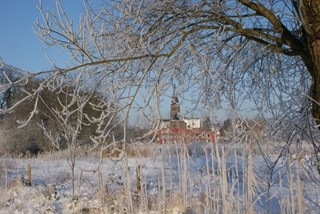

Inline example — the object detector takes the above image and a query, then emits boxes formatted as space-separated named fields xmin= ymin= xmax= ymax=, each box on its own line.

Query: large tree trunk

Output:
xmin=310 ymin=38 xmax=320 ymax=127
xmin=300 ymin=0 xmax=320 ymax=173
xmin=310 ymin=42 xmax=320 ymax=174
xmin=300 ymin=0 xmax=320 ymax=124
xmin=311 ymin=81 xmax=320 ymax=174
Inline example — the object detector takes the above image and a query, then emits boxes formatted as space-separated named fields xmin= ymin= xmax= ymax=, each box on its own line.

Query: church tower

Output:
xmin=170 ymin=85 xmax=180 ymax=120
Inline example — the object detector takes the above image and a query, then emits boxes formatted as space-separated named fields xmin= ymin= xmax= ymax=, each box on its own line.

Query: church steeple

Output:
xmin=172 ymin=85 xmax=179 ymax=104
xmin=170 ymin=85 xmax=180 ymax=120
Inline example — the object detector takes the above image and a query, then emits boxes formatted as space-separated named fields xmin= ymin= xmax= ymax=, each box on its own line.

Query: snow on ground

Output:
xmin=0 ymin=143 xmax=320 ymax=213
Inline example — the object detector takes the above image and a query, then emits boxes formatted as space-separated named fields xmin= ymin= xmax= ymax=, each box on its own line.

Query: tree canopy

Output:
xmin=32 ymin=0 xmax=319 ymax=117
xmin=2 ymin=0 xmax=318 ymax=167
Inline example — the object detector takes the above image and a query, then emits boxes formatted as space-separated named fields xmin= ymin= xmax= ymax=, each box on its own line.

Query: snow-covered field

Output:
xmin=0 ymin=143 xmax=319 ymax=213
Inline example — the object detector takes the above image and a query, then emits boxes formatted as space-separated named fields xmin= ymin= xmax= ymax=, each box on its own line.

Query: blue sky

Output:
xmin=0 ymin=0 xmax=83 ymax=72
xmin=0 ymin=1 xmax=180 ymax=121
xmin=0 ymin=0 xmax=232 ymax=122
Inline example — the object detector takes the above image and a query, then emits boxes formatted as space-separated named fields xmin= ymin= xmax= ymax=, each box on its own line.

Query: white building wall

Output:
xmin=160 ymin=120 xmax=170 ymax=129
xmin=184 ymin=118 xmax=201 ymax=129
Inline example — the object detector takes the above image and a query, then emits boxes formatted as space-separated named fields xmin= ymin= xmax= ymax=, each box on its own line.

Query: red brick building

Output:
xmin=157 ymin=87 xmax=215 ymax=144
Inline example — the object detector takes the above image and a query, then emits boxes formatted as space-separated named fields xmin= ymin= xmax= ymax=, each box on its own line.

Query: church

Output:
xmin=157 ymin=87 xmax=215 ymax=144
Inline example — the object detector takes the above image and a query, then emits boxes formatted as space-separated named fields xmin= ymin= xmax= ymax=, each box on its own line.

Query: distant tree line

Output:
xmin=0 ymin=77 xmax=124 ymax=156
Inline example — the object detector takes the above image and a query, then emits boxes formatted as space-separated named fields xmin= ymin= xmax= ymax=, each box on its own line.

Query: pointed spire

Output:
xmin=170 ymin=84 xmax=180 ymax=120
xmin=172 ymin=84 xmax=179 ymax=104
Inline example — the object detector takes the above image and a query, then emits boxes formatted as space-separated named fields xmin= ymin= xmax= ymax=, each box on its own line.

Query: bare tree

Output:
xmin=0 ymin=2 xmax=319 ymax=211
xmin=6 ymin=0 xmax=315 ymax=173
xmin=0 ymin=59 xmax=29 ymax=110
xmin=35 ymin=72 xmax=121 ymax=195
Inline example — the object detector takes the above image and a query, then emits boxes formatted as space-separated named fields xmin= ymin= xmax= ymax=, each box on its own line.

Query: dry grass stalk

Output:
xmin=136 ymin=164 xmax=141 ymax=192
xmin=27 ymin=163 xmax=32 ymax=186
xmin=203 ymin=147 xmax=211 ymax=210
xmin=287 ymin=156 xmax=295 ymax=214
xmin=235 ymin=150 xmax=241 ymax=214
xmin=246 ymin=149 xmax=255 ymax=214
xmin=296 ymin=161 xmax=305 ymax=214
xmin=123 ymin=153 xmax=134 ymax=213
xmin=220 ymin=146 xmax=231 ymax=213
xmin=160 ymin=147 xmax=166 ymax=213
xmin=214 ymin=143 xmax=222 ymax=213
